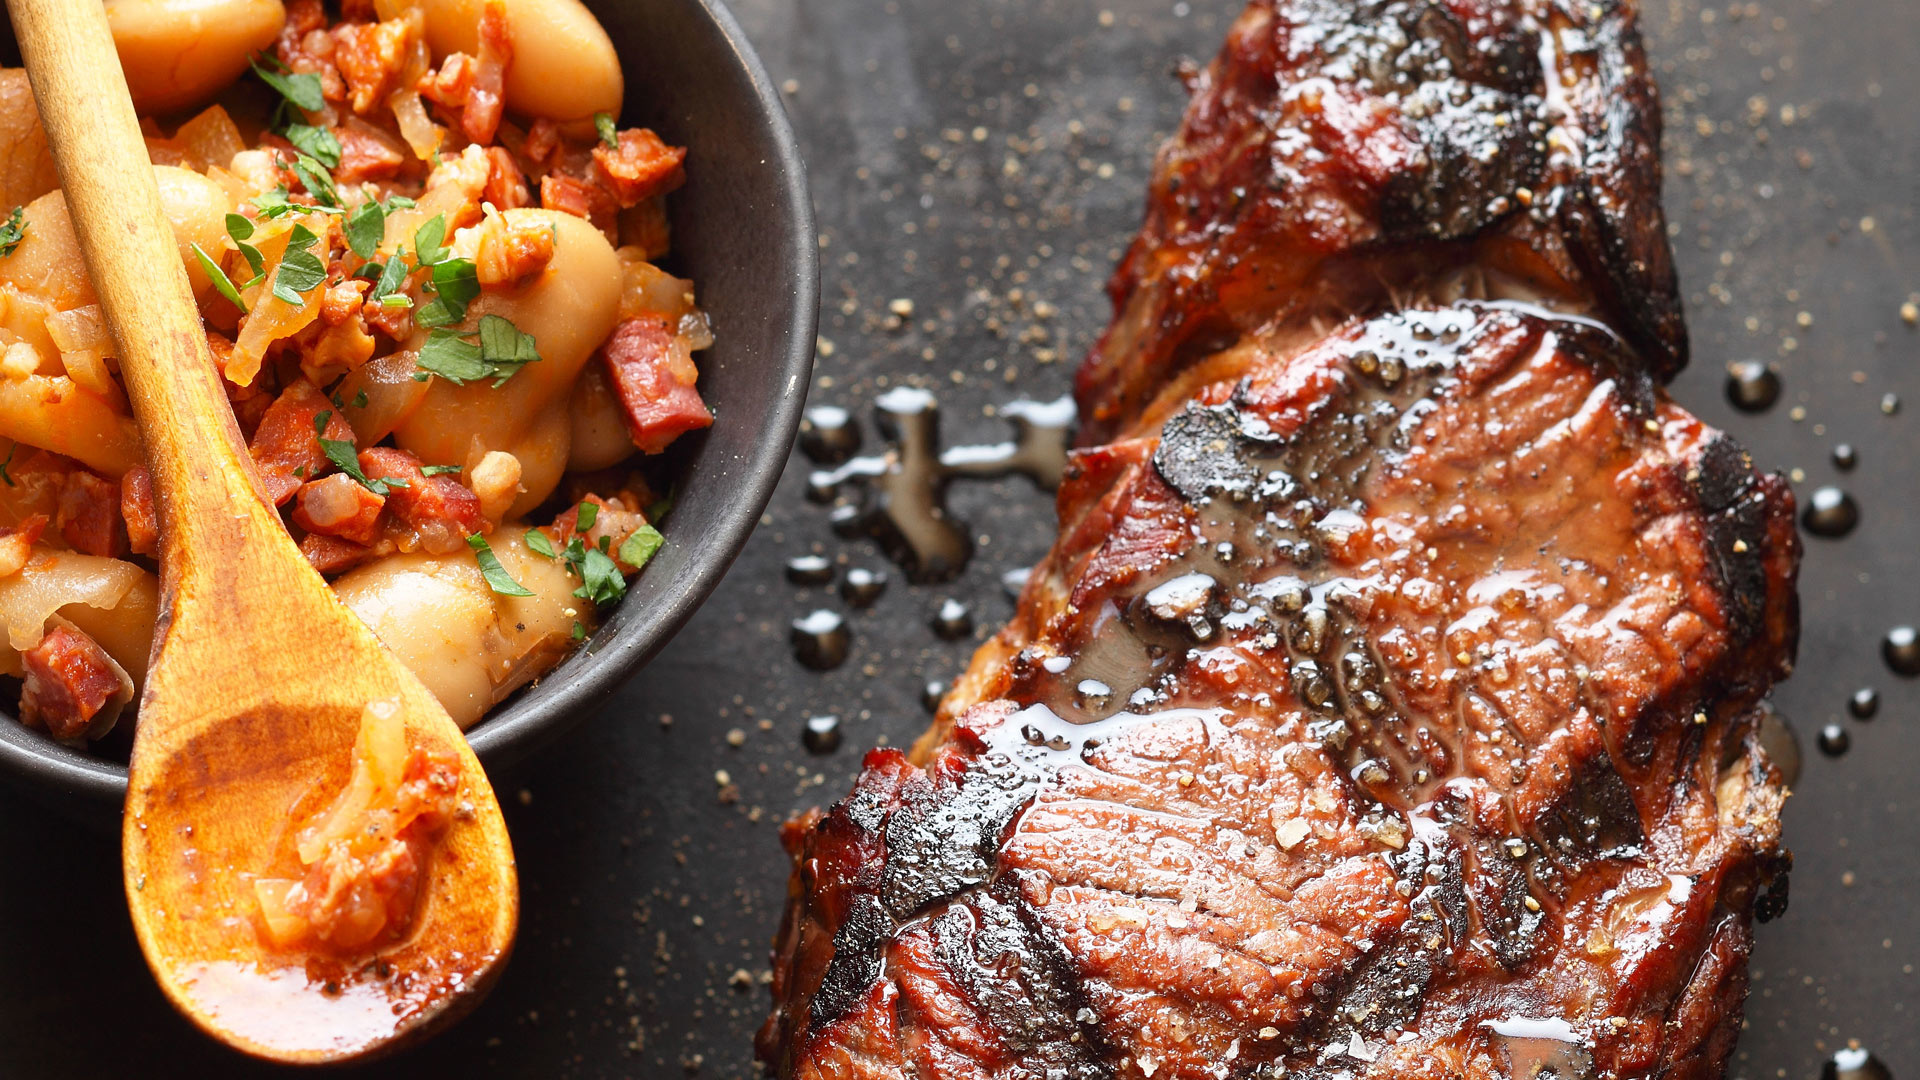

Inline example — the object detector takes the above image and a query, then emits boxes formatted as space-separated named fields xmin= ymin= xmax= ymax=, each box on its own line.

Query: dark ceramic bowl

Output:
xmin=0 ymin=0 xmax=816 ymax=819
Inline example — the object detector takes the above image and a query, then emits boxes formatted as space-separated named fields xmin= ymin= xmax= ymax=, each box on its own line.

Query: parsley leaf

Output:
xmin=414 ymin=257 xmax=479 ymax=327
xmin=0 ymin=206 xmax=28 ymax=257
xmin=479 ymin=313 xmax=540 ymax=367
xmin=594 ymin=112 xmax=618 ymax=149
xmin=524 ymin=528 xmax=557 ymax=559
xmin=570 ymin=620 xmax=586 ymax=641
xmin=191 ymin=242 xmax=248 ymax=313
xmin=645 ymin=490 xmax=675 ymax=524
xmin=250 ymin=55 xmax=325 ymax=114
xmin=415 ymin=329 xmax=488 ymax=383
xmin=288 ymin=153 xmax=339 ymax=208
xmin=368 ymin=245 xmax=410 ymax=304
xmin=575 ymin=501 xmax=599 ymax=533
xmin=572 ymin=546 xmax=626 ymax=606
xmin=272 ymin=240 xmax=327 ymax=307
xmin=225 ymin=213 xmax=255 ymax=241
xmin=284 ymin=123 xmax=342 ymax=169
xmin=413 ymin=215 xmax=449 ymax=266
xmin=344 ymin=200 xmax=385 ymax=260
xmin=420 ymin=463 xmax=462 ymax=476
xmin=467 ymin=534 xmax=536 ymax=597
xmin=618 ymin=524 xmax=664 ymax=570
xmin=413 ymin=316 xmax=542 ymax=386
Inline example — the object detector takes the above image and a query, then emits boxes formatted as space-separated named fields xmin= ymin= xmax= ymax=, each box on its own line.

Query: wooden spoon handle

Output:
xmin=9 ymin=0 xmax=266 ymax=543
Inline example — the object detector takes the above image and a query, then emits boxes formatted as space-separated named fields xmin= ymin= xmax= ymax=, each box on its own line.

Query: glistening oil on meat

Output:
xmin=760 ymin=1 xmax=1800 ymax=1078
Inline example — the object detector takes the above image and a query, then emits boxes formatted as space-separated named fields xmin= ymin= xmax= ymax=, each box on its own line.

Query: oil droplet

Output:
xmin=1832 ymin=443 xmax=1858 ymax=471
xmin=921 ymin=680 xmax=947 ymax=713
xmin=785 ymin=554 xmax=834 ymax=586
xmin=840 ymin=567 xmax=888 ymax=608
xmin=799 ymin=405 xmax=860 ymax=464
xmin=1724 ymin=360 xmax=1780 ymax=412
xmin=802 ymin=714 xmax=843 ymax=754
xmin=1848 ymin=687 xmax=1879 ymax=720
xmin=1823 ymin=1047 xmax=1893 ymax=1080
xmin=791 ymin=609 xmax=850 ymax=670
xmin=932 ymin=598 xmax=973 ymax=640
xmin=1818 ymin=724 xmax=1850 ymax=757
xmin=1883 ymin=626 xmax=1920 ymax=677
xmin=1801 ymin=487 xmax=1858 ymax=538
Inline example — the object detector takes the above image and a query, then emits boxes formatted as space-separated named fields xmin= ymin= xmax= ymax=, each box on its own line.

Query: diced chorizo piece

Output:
xmin=0 ymin=514 xmax=48 ymax=578
xmin=333 ymin=120 xmax=409 ymax=184
xmin=463 ymin=1 xmax=512 ymax=145
xmin=333 ymin=18 xmax=410 ymax=115
xmin=276 ymin=0 xmax=346 ymax=106
xmin=476 ymin=212 xmax=555 ymax=286
xmin=592 ymin=129 xmax=687 ymax=206
xmin=418 ymin=52 xmax=476 ymax=111
xmin=20 ymin=624 xmax=123 ymax=741
xmin=293 ymin=473 xmax=386 ymax=546
xmin=121 ymin=466 xmax=159 ymax=557
xmin=483 ymin=147 xmax=530 ymax=211
xmin=540 ymin=173 xmax=617 ymax=235
xmin=358 ymin=446 xmax=484 ymax=553
xmin=600 ymin=316 xmax=712 ymax=454
xmin=251 ymin=379 xmax=357 ymax=504
xmin=302 ymin=532 xmax=377 ymax=576
xmin=57 ymin=468 xmax=128 ymax=557
xmin=521 ymin=118 xmax=563 ymax=170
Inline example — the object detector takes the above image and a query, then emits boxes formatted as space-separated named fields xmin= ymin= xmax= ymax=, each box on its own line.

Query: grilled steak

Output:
xmin=760 ymin=3 xmax=1798 ymax=1079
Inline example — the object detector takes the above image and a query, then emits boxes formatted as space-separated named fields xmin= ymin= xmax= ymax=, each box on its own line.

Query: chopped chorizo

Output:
xmin=0 ymin=515 xmax=48 ymax=578
xmin=358 ymin=446 xmax=484 ymax=553
xmin=599 ymin=316 xmax=712 ymax=454
xmin=592 ymin=129 xmax=687 ymax=206
xmin=301 ymin=532 xmax=377 ymax=576
xmin=293 ymin=473 xmax=386 ymax=546
xmin=463 ymin=1 xmax=511 ymax=145
xmin=476 ymin=212 xmax=555 ymax=286
xmin=20 ymin=624 xmax=123 ymax=742
xmin=275 ymin=0 xmax=346 ymax=106
xmin=332 ymin=18 xmax=410 ymax=115
xmin=483 ymin=147 xmax=530 ymax=210
xmin=251 ymin=379 xmax=357 ymax=505
xmin=56 ymin=468 xmax=128 ymax=557
xmin=121 ymin=467 xmax=159 ymax=557
xmin=333 ymin=119 xmax=409 ymax=184
xmin=540 ymin=173 xmax=617 ymax=235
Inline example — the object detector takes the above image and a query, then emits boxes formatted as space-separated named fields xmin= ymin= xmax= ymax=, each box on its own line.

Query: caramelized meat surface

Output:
xmin=761 ymin=3 xmax=1797 ymax=1079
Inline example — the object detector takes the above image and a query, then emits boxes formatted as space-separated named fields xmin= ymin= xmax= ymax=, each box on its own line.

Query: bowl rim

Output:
xmin=0 ymin=0 xmax=818 ymax=810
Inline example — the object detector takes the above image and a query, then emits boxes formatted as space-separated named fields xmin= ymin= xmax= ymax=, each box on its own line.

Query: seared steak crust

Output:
xmin=1074 ymin=0 xmax=1685 ymax=445
xmin=761 ymin=3 xmax=1795 ymax=1079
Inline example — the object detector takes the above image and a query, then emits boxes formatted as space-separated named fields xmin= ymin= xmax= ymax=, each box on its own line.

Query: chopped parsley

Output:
xmin=594 ymin=112 xmax=618 ymax=149
xmin=570 ymin=621 xmax=586 ymax=641
xmin=310 ymin=411 xmax=405 ymax=496
xmin=251 ymin=54 xmax=325 ymax=114
xmin=271 ymin=223 xmax=328 ymax=306
xmin=575 ymin=501 xmax=599 ymax=533
xmin=283 ymin=123 xmax=341 ymax=169
xmin=344 ymin=200 xmax=386 ymax=260
xmin=420 ymin=463 xmax=462 ymax=476
xmin=415 ymin=258 xmax=479 ymax=327
xmin=414 ymin=315 xmax=541 ymax=386
xmin=467 ymin=534 xmax=535 ymax=597
xmin=367 ymin=246 xmax=410 ymax=305
xmin=224 ymin=213 xmax=266 ymax=282
xmin=524 ymin=528 xmax=557 ymax=559
xmin=0 ymin=207 xmax=25 ymax=257
xmin=288 ymin=153 xmax=340 ymax=208
xmin=618 ymin=524 xmax=664 ymax=570
xmin=572 ymin=546 xmax=625 ymax=606
xmin=191 ymin=242 xmax=248 ymax=313
xmin=413 ymin=215 xmax=450 ymax=266
xmin=0 ymin=443 xmax=15 ymax=486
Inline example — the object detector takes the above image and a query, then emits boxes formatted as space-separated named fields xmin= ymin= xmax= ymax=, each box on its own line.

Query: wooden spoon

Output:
xmin=9 ymin=0 xmax=518 ymax=1062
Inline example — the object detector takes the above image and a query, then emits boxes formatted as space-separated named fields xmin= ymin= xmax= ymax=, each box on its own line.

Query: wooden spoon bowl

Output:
xmin=8 ymin=0 xmax=516 ymax=1061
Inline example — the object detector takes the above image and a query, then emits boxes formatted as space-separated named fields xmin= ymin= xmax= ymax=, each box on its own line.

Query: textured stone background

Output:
xmin=2 ymin=0 xmax=1916 ymax=1076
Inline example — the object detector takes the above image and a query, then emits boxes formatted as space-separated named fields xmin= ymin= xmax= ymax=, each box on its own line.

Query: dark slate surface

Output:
xmin=2 ymin=0 xmax=1916 ymax=1076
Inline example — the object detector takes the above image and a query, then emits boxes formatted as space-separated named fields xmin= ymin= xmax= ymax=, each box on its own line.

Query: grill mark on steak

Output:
xmin=761 ymin=1 xmax=1795 ymax=1077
